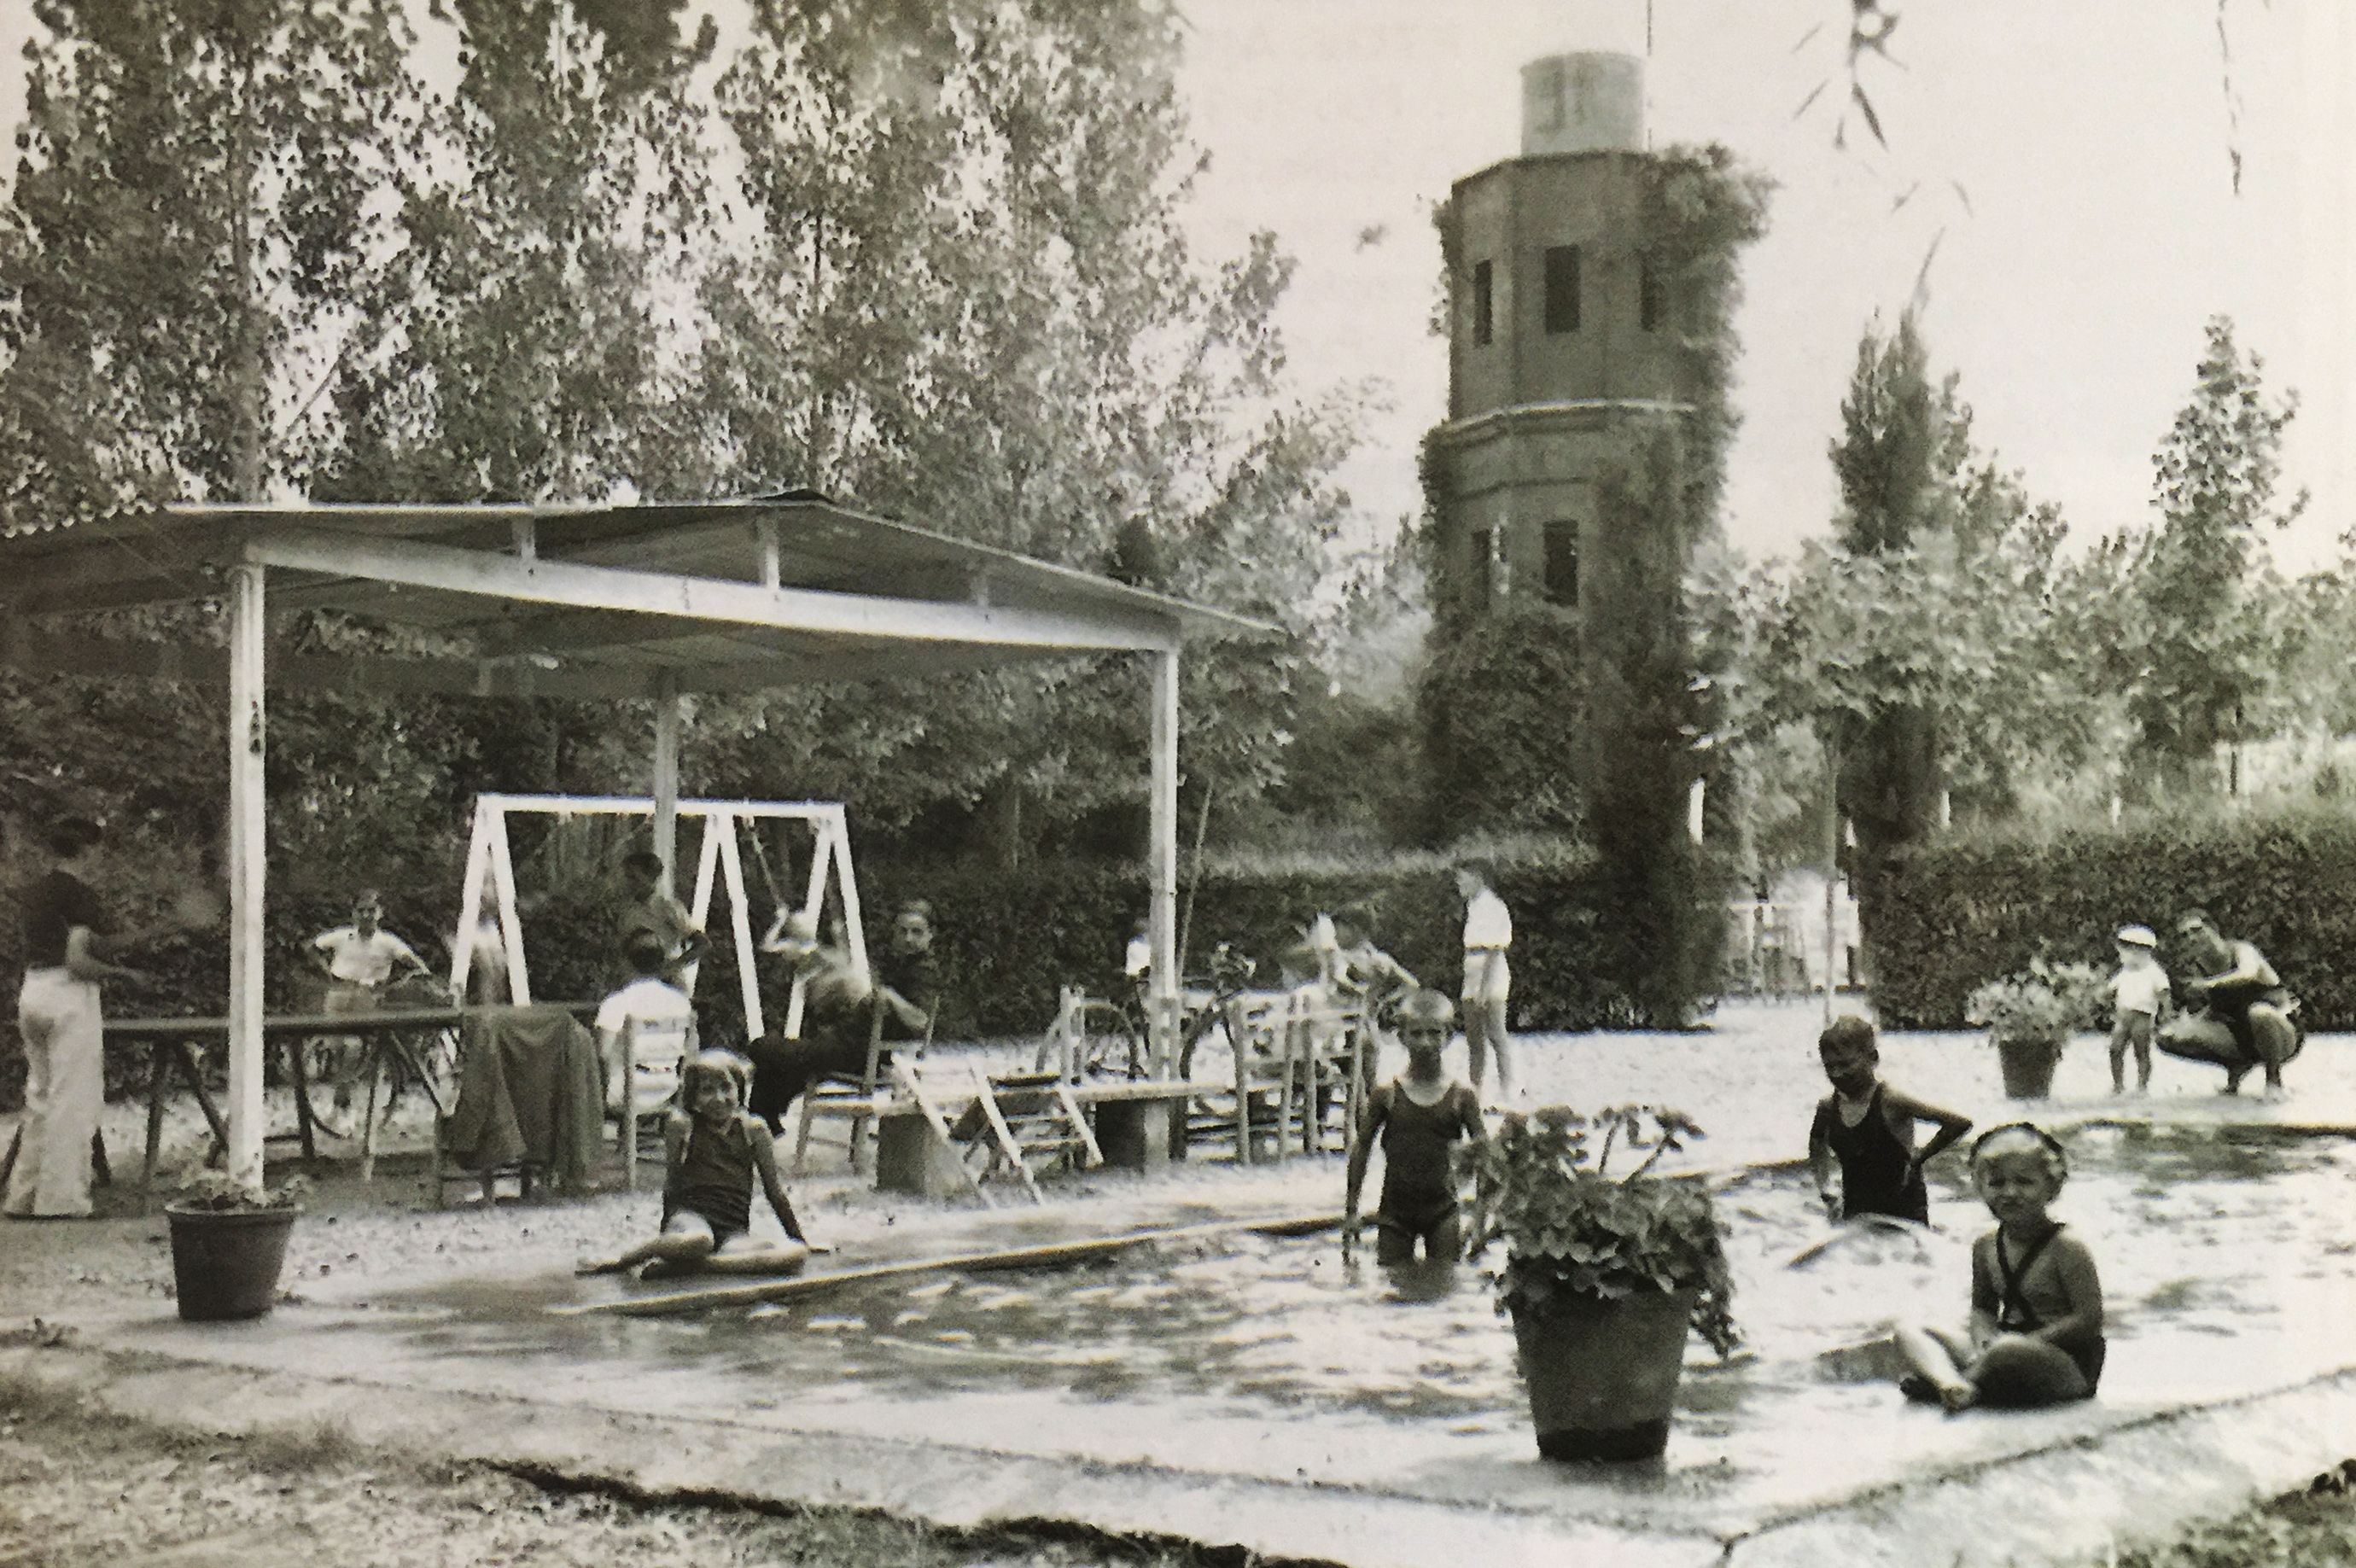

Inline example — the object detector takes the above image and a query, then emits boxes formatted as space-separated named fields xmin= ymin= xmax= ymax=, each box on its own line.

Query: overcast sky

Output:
xmin=0 ymin=2 xmax=2342 ymax=574
xmin=1173 ymin=0 xmax=2351 ymax=572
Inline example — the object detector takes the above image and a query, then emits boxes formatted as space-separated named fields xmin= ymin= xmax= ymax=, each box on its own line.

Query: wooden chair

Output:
xmin=792 ymin=994 xmax=907 ymax=1176
xmin=430 ymin=1004 xmax=604 ymax=1210
xmin=612 ymin=1009 xmax=696 ymax=1192
xmin=1183 ymin=990 xmax=1309 ymax=1164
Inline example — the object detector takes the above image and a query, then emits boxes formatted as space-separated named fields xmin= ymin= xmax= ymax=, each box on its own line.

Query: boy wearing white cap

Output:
xmin=2108 ymin=926 xmax=2166 ymax=1094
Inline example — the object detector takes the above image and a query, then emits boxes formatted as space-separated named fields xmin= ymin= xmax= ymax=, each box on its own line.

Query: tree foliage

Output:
xmin=2117 ymin=315 xmax=2305 ymax=786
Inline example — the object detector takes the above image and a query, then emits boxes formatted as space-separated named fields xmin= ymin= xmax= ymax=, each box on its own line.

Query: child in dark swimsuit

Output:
xmin=1344 ymin=989 xmax=1485 ymax=1265
xmin=1808 ymin=1017 xmax=1974 ymax=1225
xmin=578 ymin=1052 xmax=813 ymax=1279
xmin=1896 ymin=1123 xmax=2106 ymax=1411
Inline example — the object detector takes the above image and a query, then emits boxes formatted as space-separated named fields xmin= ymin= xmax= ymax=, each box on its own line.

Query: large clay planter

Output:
xmin=1994 ymin=1034 xmax=2062 ymax=1099
xmin=1511 ymin=1285 xmax=1698 ymax=1461
xmin=165 ymin=1204 xmax=299 ymax=1322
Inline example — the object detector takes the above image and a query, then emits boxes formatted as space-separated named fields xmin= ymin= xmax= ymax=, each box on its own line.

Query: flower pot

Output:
xmin=1995 ymin=1035 xmax=2062 ymax=1099
xmin=165 ymin=1203 xmax=300 ymax=1322
xmin=1511 ymin=1285 xmax=1698 ymax=1461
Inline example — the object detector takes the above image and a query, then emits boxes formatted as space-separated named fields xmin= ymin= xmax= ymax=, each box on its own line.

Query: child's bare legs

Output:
xmin=577 ymin=1210 xmax=716 ymax=1276
xmin=702 ymin=1231 xmax=811 ymax=1276
xmin=1895 ymin=1323 xmax=1980 ymax=1411
xmin=2110 ymin=1013 xmax=2154 ymax=1093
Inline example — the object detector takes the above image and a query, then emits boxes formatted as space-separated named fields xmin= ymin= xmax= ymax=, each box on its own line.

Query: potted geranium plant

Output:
xmin=164 ymin=1171 xmax=309 ymax=1322
xmin=1965 ymin=959 xmax=2107 ymax=1099
xmin=1461 ymin=1105 xmax=1739 ymax=1462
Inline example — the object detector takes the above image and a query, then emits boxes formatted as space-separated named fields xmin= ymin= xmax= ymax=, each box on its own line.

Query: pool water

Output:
xmin=382 ymin=1123 xmax=2356 ymax=1441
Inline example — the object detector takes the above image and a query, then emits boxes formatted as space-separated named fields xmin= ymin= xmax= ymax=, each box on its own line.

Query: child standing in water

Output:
xmin=1808 ymin=1016 xmax=1974 ymax=1225
xmin=2107 ymin=924 xmax=2167 ymax=1094
xmin=1897 ymin=1123 xmax=2106 ymax=1410
xmin=579 ymin=1052 xmax=812 ymax=1279
xmin=1344 ymin=989 xmax=1486 ymax=1265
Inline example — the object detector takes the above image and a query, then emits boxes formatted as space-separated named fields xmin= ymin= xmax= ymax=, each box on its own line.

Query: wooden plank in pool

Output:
xmin=551 ymin=1210 xmax=1342 ymax=1319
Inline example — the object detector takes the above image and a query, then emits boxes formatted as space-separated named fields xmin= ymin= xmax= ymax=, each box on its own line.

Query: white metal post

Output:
xmin=1148 ymin=650 xmax=1181 ymax=1074
xmin=225 ymin=563 xmax=268 ymax=1186
xmin=714 ymin=817 xmax=764 ymax=1038
xmin=448 ymin=800 xmax=493 ymax=999
xmin=652 ymin=671 xmax=682 ymax=883
xmin=487 ymin=805 xmax=532 ymax=1005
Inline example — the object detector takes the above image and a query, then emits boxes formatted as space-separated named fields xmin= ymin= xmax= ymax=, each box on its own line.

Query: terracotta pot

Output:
xmin=165 ymin=1204 xmax=299 ymax=1322
xmin=1510 ymin=1285 xmax=1698 ymax=1461
xmin=1994 ymin=1034 xmax=2062 ymax=1099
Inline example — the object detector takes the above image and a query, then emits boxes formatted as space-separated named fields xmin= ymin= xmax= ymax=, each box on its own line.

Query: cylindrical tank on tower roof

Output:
xmin=1520 ymin=52 xmax=1644 ymax=155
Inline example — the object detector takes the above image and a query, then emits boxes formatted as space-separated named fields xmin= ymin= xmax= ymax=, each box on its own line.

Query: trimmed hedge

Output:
xmin=1 ymin=839 xmax=1724 ymax=1112
xmin=1863 ymin=810 xmax=2356 ymax=1029
xmin=866 ymin=843 xmax=1716 ymax=1040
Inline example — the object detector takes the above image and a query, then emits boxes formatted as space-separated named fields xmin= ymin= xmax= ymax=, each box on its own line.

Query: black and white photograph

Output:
xmin=0 ymin=2 xmax=2348 ymax=1564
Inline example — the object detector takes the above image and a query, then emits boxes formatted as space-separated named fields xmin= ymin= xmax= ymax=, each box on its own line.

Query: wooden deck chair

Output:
xmin=613 ymin=1008 xmax=695 ymax=1192
xmin=792 ymin=992 xmax=915 ymax=1175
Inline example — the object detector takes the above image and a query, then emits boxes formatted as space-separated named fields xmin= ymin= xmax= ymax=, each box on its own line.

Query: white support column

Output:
xmin=225 ymin=564 xmax=268 ymax=1186
xmin=651 ymin=671 xmax=682 ymax=884
xmin=1148 ymin=650 xmax=1181 ymax=1074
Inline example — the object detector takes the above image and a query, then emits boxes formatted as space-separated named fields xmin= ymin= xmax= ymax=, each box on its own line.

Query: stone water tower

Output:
xmin=1428 ymin=51 xmax=1698 ymax=621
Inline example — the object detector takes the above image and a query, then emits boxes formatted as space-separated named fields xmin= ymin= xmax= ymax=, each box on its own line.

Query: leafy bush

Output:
xmin=1460 ymin=1105 xmax=1738 ymax=1356
xmin=170 ymin=1170 xmax=310 ymax=1212
xmin=1963 ymin=959 xmax=2108 ymax=1045
xmin=1863 ymin=806 xmax=2356 ymax=1029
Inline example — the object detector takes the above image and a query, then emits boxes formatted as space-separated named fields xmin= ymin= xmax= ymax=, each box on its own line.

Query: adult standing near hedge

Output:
xmin=2169 ymin=910 xmax=2300 ymax=1099
xmin=1455 ymin=860 xmax=1515 ymax=1106
xmin=5 ymin=818 xmax=207 ymax=1220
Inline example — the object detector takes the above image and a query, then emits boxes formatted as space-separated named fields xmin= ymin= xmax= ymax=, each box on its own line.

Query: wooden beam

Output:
xmin=225 ymin=564 xmax=267 ymax=1186
xmin=241 ymin=529 xmax=1183 ymax=654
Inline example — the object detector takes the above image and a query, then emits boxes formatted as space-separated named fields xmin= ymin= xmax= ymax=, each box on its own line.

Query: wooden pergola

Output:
xmin=0 ymin=493 xmax=1272 ymax=1185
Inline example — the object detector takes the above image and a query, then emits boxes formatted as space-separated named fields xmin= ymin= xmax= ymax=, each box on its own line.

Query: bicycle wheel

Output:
xmin=1068 ymin=1000 xmax=1147 ymax=1080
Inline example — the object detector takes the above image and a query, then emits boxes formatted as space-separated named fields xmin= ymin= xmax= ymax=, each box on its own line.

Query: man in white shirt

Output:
xmin=311 ymin=892 xmax=437 ymax=1112
xmin=1455 ymin=861 xmax=1514 ymax=1105
xmin=597 ymin=933 xmax=699 ymax=1116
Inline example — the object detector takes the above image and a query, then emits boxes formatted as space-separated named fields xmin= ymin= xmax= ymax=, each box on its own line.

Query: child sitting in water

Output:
xmin=1897 ymin=1122 xmax=2105 ymax=1411
xmin=1808 ymin=1016 xmax=1974 ymax=1225
xmin=2107 ymin=924 xmax=2167 ymax=1094
xmin=1343 ymin=989 xmax=1486 ymax=1264
xmin=578 ymin=1051 xmax=813 ymax=1280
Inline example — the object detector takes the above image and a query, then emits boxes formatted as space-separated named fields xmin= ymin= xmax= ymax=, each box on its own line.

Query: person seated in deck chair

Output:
xmin=615 ymin=849 xmax=707 ymax=988
xmin=596 ymin=932 xmax=698 ymax=1117
xmin=742 ymin=908 xmax=883 ymax=1132
xmin=876 ymin=900 xmax=940 ymax=1047
xmin=577 ymin=1051 xmax=811 ymax=1279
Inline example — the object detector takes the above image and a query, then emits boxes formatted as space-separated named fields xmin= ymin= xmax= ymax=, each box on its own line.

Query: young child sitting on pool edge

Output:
xmin=1343 ymin=988 xmax=1485 ymax=1265
xmin=1895 ymin=1123 xmax=2106 ymax=1412
xmin=1808 ymin=1016 xmax=1974 ymax=1225
xmin=578 ymin=1051 xmax=814 ymax=1280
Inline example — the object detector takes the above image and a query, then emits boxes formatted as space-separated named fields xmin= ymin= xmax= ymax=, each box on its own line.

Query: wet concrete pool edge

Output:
xmin=20 ymin=1306 xmax=2356 ymax=1568
xmin=0 ymin=1337 xmax=1727 ymax=1568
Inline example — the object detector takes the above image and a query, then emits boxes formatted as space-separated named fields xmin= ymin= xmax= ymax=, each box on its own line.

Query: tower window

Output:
xmin=1640 ymin=255 xmax=1666 ymax=332
xmin=1543 ymin=246 xmax=1580 ymax=334
xmin=1542 ymin=520 xmax=1578 ymax=606
xmin=1472 ymin=260 xmax=1494 ymax=346
xmin=1467 ymin=528 xmax=1493 ymax=611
